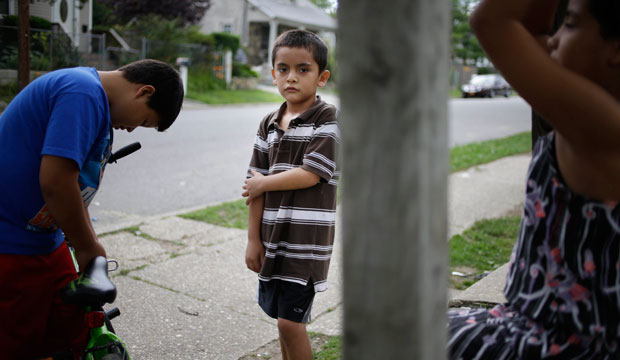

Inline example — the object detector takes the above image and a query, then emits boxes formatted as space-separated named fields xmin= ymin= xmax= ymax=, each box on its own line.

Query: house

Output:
xmin=1 ymin=0 xmax=92 ymax=49
xmin=199 ymin=0 xmax=336 ymax=66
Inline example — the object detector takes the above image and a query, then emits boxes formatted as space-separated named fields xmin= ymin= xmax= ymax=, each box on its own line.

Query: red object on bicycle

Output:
xmin=86 ymin=311 xmax=105 ymax=328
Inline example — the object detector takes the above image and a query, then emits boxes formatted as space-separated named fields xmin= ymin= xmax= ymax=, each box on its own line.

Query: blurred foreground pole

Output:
xmin=338 ymin=0 xmax=450 ymax=359
xmin=18 ymin=0 xmax=30 ymax=91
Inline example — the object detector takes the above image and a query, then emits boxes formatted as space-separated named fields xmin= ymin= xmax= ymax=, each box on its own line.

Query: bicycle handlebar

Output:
xmin=107 ymin=142 xmax=141 ymax=164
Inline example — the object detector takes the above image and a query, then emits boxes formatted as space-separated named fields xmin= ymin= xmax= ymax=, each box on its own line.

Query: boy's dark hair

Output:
xmin=118 ymin=59 xmax=184 ymax=132
xmin=589 ymin=0 xmax=620 ymax=39
xmin=271 ymin=30 xmax=329 ymax=72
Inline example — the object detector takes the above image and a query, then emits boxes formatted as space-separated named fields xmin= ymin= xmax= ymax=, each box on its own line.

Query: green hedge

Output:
xmin=1 ymin=15 xmax=52 ymax=29
xmin=232 ymin=63 xmax=258 ymax=78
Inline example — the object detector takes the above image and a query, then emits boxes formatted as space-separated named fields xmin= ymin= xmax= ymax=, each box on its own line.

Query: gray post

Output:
xmin=17 ymin=0 xmax=30 ymax=91
xmin=267 ymin=20 xmax=277 ymax=66
xmin=338 ymin=0 xmax=450 ymax=359
xmin=225 ymin=49 xmax=233 ymax=88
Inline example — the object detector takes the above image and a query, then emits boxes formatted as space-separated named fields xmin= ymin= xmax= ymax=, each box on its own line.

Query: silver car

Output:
xmin=461 ymin=74 xmax=512 ymax=98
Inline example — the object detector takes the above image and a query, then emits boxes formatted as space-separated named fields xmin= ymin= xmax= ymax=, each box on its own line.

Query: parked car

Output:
xmin=461 ymin=74 xmax=511 ymax=98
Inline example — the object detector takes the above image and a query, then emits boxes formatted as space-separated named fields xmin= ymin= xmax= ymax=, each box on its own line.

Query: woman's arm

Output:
xmin=470 ymin=0 xmax=620 ymax=151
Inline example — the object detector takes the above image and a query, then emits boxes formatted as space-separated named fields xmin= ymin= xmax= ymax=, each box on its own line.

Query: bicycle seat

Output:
xmin=61 ymin=256 xmax=117 ymax=307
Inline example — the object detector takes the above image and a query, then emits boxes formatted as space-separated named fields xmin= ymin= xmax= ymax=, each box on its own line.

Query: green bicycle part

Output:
xmin=83 ymin=319 xmax=131 ymax=360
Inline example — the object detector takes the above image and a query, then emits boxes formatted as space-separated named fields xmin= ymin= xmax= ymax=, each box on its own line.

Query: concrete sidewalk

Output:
xmin=95 ymin=153 xmax=531 ymax=359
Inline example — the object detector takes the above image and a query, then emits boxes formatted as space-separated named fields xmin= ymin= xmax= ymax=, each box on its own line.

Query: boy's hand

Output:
xmin=245 ymin=237 xmax=265 ymax=273
xmin=74 ymin=240 xmax=107 ymax=272
xmin=242 ymin=170 xmax=265 ymax=205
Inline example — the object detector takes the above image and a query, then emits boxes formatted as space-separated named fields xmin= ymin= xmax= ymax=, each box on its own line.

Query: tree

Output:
xmin=309 ymin=0 xmax=337 ymax=16
xmin=18 ymin=0 xmax=29 ymax=90
xmin=309 ymin=0 xmax=333 ymax=10
xmin=98 ymin=0 xmax=211 ymax=25
xmin=451 ymin=0 xmax=484 ymax=66
xmin=339 ymin=0 xmax=450 ymax=358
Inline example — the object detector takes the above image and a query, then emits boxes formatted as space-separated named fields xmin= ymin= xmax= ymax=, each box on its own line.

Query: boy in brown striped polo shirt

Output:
xmin=242 ymin=29 xmax=339 ymax=359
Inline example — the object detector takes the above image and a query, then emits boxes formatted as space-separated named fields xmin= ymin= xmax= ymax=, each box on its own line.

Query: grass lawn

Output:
xmin=451 ymin=131 xmax=531 ymax=172
xmin=312 ymin=333 xmax=342 ymax=360
xmin=450 ymin=88 xmax=462 ymax=98
xmin=449 ymin=214 xmax=521 ymax=289
xmin=179 ymin=199 xmax=248 ymax=229
xmin=187 ymin=89 xmax=283 ymax=105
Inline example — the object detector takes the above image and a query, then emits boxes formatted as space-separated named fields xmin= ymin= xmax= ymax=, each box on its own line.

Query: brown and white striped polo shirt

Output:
xmin=248 ymin=96 xmax=340 ymax=292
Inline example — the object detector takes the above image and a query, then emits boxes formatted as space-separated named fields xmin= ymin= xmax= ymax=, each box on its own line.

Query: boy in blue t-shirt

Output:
xmin=0 ymin=59 xmax=183 ymax=358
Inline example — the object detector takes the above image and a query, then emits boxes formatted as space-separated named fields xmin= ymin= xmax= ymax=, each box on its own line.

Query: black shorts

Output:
xmin=258 ymin=279 xmax=316 ymax=323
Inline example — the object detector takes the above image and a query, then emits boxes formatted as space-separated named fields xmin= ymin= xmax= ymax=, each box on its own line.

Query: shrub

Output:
xmin=212 ymin=32 xmax=240 ymax=55
xmin=477 ymin=67 xmax=492 ymax=75
xmin=186 ymin=31 xmax=215 ymax=46
xmin=232 ymin=63 xmax=258 ymax=78
xmin=0 ymin=15 xmax=52 ymax=29
xmin=188 ymin=65 xmax=226 ymax=93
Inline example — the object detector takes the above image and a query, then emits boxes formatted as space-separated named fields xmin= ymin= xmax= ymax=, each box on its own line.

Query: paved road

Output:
xmin=449 ymin=97 xmax=532 ymax=146
xmin=91 ymin=96 xmax=532 ymax=233
xmin=91 ymin=102 xmax=275 ymax=232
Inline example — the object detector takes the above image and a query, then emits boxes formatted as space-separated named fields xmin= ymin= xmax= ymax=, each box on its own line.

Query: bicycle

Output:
xmin=43 ymin=142 xmax=142 ymax=360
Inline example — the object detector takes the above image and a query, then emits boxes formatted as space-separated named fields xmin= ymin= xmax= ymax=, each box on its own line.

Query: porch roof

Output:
xmin=246 ymin=0 xmax=337 ymax=31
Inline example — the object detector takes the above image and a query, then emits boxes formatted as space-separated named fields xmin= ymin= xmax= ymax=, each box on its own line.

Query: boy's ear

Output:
xmin=317 ymin=70 xmax=330 ymax=88
xmin=136 ymin=85 xmax=155 ymax=98
xmin=271 ymin=68 xmax=277 ymax=85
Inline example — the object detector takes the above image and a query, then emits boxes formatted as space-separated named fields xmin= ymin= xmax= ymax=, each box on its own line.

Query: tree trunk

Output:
xmin=338 ymin=0 xmax=450 ymax=359
xmin=18 ymin=0 xmax=30 ymax=91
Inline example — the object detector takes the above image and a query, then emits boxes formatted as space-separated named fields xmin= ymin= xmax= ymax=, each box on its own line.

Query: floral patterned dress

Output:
xmin=448 ymin=133 xmax=620 ymax=359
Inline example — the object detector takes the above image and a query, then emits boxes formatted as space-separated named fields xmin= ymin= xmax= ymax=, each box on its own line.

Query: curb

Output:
xmin=448 ymin=262 xmax=509 ymax=308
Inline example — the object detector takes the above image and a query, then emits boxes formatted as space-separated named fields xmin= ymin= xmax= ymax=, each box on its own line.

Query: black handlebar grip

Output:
xmin=108 ymin=142 xmax=141 ymax=164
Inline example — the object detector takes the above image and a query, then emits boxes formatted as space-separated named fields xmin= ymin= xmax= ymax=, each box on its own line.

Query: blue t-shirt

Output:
xmin=0 ymin=67 xmax=112 ymax=255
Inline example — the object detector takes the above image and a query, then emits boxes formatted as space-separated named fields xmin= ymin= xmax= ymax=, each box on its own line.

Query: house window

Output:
xmin=222 ymin=23 xmax=232 ymax=33
xmin=0 ymin=0 xmax=9 ymax=15
xmin=60 ymin=0 xmax=68 ymax=23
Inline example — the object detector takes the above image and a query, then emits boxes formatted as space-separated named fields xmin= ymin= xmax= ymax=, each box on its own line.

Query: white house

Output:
xmin=199 ymin=0 xmax=336 ymax=66
xmin=1 ymin=0 xmax=92 ymax=48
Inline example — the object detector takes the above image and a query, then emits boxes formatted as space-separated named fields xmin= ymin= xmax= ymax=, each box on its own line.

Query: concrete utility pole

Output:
xmin=18 ymin=0 xmax=30 ymax=91
xmin=338 ymin=0 xmax=450 ymax=359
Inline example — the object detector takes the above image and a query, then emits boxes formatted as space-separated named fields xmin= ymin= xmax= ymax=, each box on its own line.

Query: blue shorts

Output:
xmin=258 ymin=279 xmax=315 ymax=323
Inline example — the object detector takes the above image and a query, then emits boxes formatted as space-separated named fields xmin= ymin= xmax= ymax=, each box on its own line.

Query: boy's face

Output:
xmin=272 ymin=47 xmax=330 ymax=106
xmin=548 ymin=0 xmax=620 ymax=87
xmin=110 ymin=85 xmax=160 ymax=132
